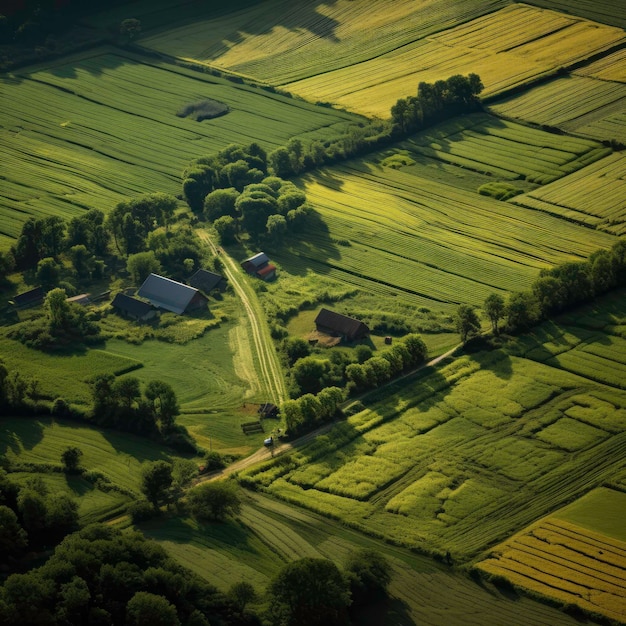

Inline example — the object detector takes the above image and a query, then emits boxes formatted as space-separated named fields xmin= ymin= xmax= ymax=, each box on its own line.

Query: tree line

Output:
xmin=457 ymin=239 xmax=626 ymax=342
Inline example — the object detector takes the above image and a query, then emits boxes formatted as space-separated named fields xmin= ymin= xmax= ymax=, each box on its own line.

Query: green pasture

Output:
xmin=241 ymin=293 xmax=626 ymax=562
xmin=0 ymin=336 xmax=141 ymax=407
xmin=269 ymin=149 xmax=616 ymax=311
xmin=398 ymin=113 xmax=610 ymax=184
xmin=143 ymin=490 xmax=581 ymax=626
xmin=0 ymin=416 xmax=176 ymax=522
xmin=489 ymin=75 xmax=626 ymax=145
xmin=511 ymin=153 xmax=626 ymax=235
xmin=0 ymin=48 xmax=359 ymax=248
xmin=138 ymin=0 xmax=509 ymax=85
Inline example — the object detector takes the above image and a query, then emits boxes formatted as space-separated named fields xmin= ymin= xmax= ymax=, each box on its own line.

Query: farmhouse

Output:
xmin=241 ymin=252 xmax=277 ymax=281
xmin=188 ymin=268 xmax=226 ymax=294
xmin=315 ymin=308 xmax=370 ymax=342
xmin=11 ymin=286 xmax=45 ymax=309
xmin=137 ymin=273 xmax=208 ymax=314
xmin=111 ymin=293 xmax=157 ymax=321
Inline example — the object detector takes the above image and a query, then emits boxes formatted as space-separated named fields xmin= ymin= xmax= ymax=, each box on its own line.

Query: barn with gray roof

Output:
xmin=137 ymin=274 xmax=208 ymax=314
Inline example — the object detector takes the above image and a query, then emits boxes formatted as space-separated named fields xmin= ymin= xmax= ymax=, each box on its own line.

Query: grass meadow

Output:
xmin=0 ymin=416 xmax=174 ymax=523
xmin=142 ymin=490 xmax=584 ymax=626
xmin=240 ymin=292 xmax=626 ymax=570
xmin=489 ymin=75 xmax=626 ymax=145
xmin=266 ymin=147 xmax=617 ymax=312
xmin=0 ymin=48 xmax=359 ymax=249
xmin=138 ymin=0 xmax=510 ymax=85
xmin=477 ymin=488 xmax=626 ymax=622
xmin=282 ymin=5 xmax=625 ymax=117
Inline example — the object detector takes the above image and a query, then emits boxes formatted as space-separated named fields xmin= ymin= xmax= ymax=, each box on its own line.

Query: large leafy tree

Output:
xmin=186 ymin=482 xmax=241 ymax=522
xmin=267 ymin=557 xmax=350 ymax=626
xmin=483 ymin=293 xmax=505 ymax=335
xmin=144 ymin=380 xmax=179 ymax=431
xmin=140 ymin=461 xmax=173 ymax=507
xmin=455 ymin=304 xmax=481 ymax=342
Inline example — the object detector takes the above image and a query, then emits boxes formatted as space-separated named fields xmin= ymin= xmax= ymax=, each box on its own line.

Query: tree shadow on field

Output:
xmin=351 ymin=595 xmax=414 ymax=626
xmin=0 ymin=418 xmax=46 ymax=457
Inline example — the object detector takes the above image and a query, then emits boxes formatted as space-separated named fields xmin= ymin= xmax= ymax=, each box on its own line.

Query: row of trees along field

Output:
xmin=457 ymin=239 xmax=626 ymax=343
xmin=280 ymin=334 xmax=428 ymax=436
xmin=1 ymin=457 xmax=392 ymax=626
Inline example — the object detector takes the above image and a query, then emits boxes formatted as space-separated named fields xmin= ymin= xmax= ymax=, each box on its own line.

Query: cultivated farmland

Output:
xmin=283 ymin=5 xmax=625 ymax=117
xmin=138 ymin=0 xmax=510 ymax=84
xmin=477 ymin=490 xmax=626 ymax=623
xmin=509 ymin=153 xmax=626 ymax=236
xmin=0 ymin=48 xmax=359 ymax=249
xmin=268 ymin=153 xmax=617 ymax=311
xmin=240 ymin=291 xmax=626 ymax=570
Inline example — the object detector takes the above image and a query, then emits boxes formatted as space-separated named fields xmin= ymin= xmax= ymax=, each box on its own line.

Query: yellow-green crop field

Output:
xmin=489 ymin=76 xmax=626 ymax=145
xmin=138 ymin=0 xmax=510 ymax=85
xmin=526 ymin=0 xmax=626 ymax=28
xmin=510 ymin=153 xmax=626 ymax=235
xmin=574 ymin=48 xmax=626 ymax=83
xmin=283 ymin=5 xmax=625 ymax=117
xmin=0 ymin=48 xmax=359 ymax=249
xmin=268 ymin=146 xmax=616 ymax=310
xmin=241 ymin=292 xmax=626 ymax=565
xmin=477 ymin=490 xmax=626 ymax=623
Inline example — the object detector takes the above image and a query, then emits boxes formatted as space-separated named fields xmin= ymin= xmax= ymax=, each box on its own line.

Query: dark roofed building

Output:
xmin=241 ymin=252 xmax=277 ymax=281
xmin=137 ymin=273 xmax=208 ymax=314
xmin=188 ymin=269 xmax=226 ymax=294
xmin=258 ymin=403 xmax=279 ymax=418
xmin=314 ymin=308 xmax=370 ymax=342
xmin=111 ymin=293 xmax=156 ymax=321
xmin=11 ymin=287 xmax=44 ymax=309
xmin=67 ymin=293 xmax=90 ymax=306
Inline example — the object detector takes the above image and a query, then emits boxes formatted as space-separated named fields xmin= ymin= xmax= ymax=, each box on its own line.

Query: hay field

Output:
xmin=138 ymin=0 xmax=509 ymax=84
xmin=489 ymin=76 xmax=626 ymax=145
xmin=510 ymin=153 xmax=626 ymax=235
xmin=143 ymin=490 xmax=583 ymax=626
xmin=271 ymin=149 xmax=616 ymax=310
xmin=283 ymin=5 xmax=625 ymax=117
xmin=477 ymin=490 xmax=626 ymax=622
xmin=241 ymin=293 xmax=626 ymax=562
xmin=0 ymin=48 xmax=358 ymax=249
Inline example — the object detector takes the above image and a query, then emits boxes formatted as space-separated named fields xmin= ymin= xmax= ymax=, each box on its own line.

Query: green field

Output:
xmin=510 ymin=153 xmax=626 ymax=235
xmin=0 ymin=416 xmax=174 ymax=523
xmin=240 ymin=292 xmax=626 ymax=564
xmin=142 ymin=490 xmax=585 ymax=626
xmin=0 ymin=48 xmax=359 ymax=249
xmin=265 ymin=148 xmax=616 ymax=311
xmin=138 ymin=0 xmax=510 ymax=85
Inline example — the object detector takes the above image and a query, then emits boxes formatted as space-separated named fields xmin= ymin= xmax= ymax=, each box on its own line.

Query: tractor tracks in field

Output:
xmin=196 ymin=229 xmax=286 ymax=405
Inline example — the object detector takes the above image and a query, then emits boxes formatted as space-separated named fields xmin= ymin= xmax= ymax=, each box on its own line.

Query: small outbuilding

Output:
xmin=241 ymin=252 xmax=277 ymax=281
xmin=188 ymin=268 xmax=226 ymax=294
xmin=137 ymin=273 xmax=208 ymax=314
xmin=314 ymin=308 xmax=370 ymax=342
xmin=258 ymin=403 xmax=279 ymax=418
xmin=67 ymin=293 xmax=91 ymax=306
xmin=11 ymin=286 xmax=44 ymax=309
xmin=111 ymin=293 xmax=157 ymax=321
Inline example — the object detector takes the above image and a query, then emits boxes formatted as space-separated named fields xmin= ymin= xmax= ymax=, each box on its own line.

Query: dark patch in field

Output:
xmin=177 ymin=99 xmax=230 ymax=121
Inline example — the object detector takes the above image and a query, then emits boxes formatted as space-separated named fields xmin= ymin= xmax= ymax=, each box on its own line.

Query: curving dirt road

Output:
xmin=196 ymin=229 xmax=287 ymax=405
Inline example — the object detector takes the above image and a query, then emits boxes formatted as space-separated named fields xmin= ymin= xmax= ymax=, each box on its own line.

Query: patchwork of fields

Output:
xmin=241 ymin=292 xmax=626 ymax=566
xmin=477 ymin=489 xmax=626 ymax=622
xmin=283 ymin=5 xmax=625 ymax=117
xmin=272 ymin=151 xmax=616 ymax=310
xmin=0 ymin=48 xmax=359 ymax=249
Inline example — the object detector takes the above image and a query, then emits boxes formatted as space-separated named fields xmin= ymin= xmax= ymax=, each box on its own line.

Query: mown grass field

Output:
xmin=0 ymin=48 xmax=360 ymax=249
xmin=0 ymin=416 xmax=174 ymax=522
xmin=283 ymin=5 xmax=625 ymax=117
xmin=477 ymin=489 xmax=626 ymax=623
xmin=240 ymin=291 xmax=626 ymax=569
xmin=142 ymin=490 xmax=585 ymax=626
xmin=489 ymin=75 xmax=626 ymax=145
xmin=509 ymin=153 xmax=626 ymax=235
xmin=267 ymin=147 xmax=616 ymax=311
xmin=138 ymin=0 xmax=510 ymax=85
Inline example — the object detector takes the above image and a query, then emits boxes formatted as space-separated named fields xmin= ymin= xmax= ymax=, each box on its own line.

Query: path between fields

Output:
xmin=196 ymin=343 xmax=461 ymax=483
xmin=196 ymin=229 xmax=287 ymax=405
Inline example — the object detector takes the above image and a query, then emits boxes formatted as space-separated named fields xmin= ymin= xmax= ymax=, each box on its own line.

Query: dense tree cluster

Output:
xmin=0 ymin=358 xmax=42 ymax=414
xmin=281 ymin=386 xmax=344 ymax=436
xmin=0 ymin=471 xmax=78 ymax=569
xmin=390 ymin=74 xmax=484 ymax=135
xmin=90 ymin=374 xmax=180 ymax=437
xmin=9 ymin=287 xmax=101 ymax=350
xmin=0 ymin=523 xmax=243 ymax=626
xmin=185 ymin=481 xmax=242 ymax=522
xmin=483 ymin=239 xmax=626 ymax=336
